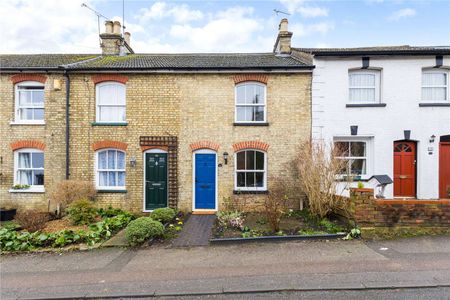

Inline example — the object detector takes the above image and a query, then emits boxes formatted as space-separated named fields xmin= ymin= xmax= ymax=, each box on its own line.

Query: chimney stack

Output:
xmin=99 ymin=20 xmax=134 ymax=56
xmin=273 ymin=18 xmax=293 ymax=55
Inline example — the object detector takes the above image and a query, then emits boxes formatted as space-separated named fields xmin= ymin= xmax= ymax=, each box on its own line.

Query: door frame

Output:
xmin=143 ymin=148 xmax=169 ymax=212
xmin=192 ymin=149 xmax=218 ymax=212
xmin=439 ymin=141 xmax=450 ymax=199
xmin=393 ymin=140 xmax=417 ymax=198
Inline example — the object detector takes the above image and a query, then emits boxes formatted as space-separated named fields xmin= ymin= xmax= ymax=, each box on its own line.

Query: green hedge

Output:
xmin=125 ymin=217 xmax=164 ymax=246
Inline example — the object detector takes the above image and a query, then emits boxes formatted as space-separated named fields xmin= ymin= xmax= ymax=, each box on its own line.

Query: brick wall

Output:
xmin=350 ymin=188 xmax=450 ymax=227
xmin=0 ymin=74 xmax=67 ymax=211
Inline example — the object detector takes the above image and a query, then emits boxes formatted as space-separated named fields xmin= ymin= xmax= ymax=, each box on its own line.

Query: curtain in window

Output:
xmin=349 ymin=73 xmax=377 ymax=102
xmin=17 ymin=85 xmax=45 ymax=121
xmin=422 ymin=73 xmax=447 ymax=101
xmin=98 ymin=84 xmax=126 ymax=122
xmin=97 ymin=149 xmax=125 ymax=188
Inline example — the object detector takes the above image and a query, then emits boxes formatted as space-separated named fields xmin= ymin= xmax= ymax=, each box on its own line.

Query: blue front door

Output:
xmin=195 ymin=153 xmax=216 ymax=209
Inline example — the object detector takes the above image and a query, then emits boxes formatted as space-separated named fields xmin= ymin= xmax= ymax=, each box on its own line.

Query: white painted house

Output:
xmin=293 ymin=46 xmax=450 ymax=199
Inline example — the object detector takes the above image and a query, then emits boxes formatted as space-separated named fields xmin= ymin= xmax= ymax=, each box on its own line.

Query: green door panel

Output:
xmin=145 ymin=153 xmax=168 ymax=210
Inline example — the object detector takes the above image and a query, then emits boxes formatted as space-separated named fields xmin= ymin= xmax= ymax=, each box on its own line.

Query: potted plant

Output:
xmin=1 ymin=200 xmax=18 ymax=221
xmin=11 ymin=184 xmax=30 ymax=190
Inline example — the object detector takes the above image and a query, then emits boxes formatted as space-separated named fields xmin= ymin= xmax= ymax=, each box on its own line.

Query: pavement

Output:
xmin=1 ymin=236 xmax=449 ymax=299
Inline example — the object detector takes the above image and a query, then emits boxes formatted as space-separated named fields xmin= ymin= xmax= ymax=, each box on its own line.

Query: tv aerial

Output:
xmin=273 ymin=9 xmax=291 ymax=16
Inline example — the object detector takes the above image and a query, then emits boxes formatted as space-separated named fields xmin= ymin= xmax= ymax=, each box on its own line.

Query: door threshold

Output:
xmin=192 ymin=211 xmax=217 ymax=215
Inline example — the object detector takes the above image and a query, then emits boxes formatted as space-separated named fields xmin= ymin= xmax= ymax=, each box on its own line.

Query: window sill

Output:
xmin=346 ymin=103 xmax=386 ymax=108
xmin=233 ymin=122 xmax=269 ymax=126
xmin=97 ymin=189 xmax=127 ymax=193
xmin=91 ymin=122 xmax=128 ymax=126
xmin=9 ymin=187 xmax=45 ymax=193
xmin=233 ymin=190 xmax=268 ymax=194
xmin=418 ymin=103 xmax=450 ymax=107
xmin=10 ymin=121 xmax=45 ymax=125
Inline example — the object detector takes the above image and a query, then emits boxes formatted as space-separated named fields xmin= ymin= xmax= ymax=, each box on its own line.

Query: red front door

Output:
xmin=439 ymin=142 xmax=450 ymax=199
xmin=394 ymin=141 xmax=416 ymax=197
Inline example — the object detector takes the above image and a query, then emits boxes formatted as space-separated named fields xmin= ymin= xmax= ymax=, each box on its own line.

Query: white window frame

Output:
xmin=421 ymin=69 xmax=449 ymax=102
xmin=234 ymin=149 xmax=267 ymax=191
xmin=333 ymin=138 xmax=373 ymax=179
xmin=14 ymin=81 xmax=45 ymax=124
xmin=235 ymin=82 xmax=267 ymax=123
xmin=13 ymin=148 xmax=45 ymax=192
xmin=348 ymin=70 xmax=381 ymax=103
xmin=95 ymin=82 xmax=127 ymax=123
xmin=95 ymin=148 xmax=126 ymax=191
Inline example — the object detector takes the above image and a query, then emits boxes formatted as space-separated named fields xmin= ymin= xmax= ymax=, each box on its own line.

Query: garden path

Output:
xmin=172 ymin=214 xmax=216 ymax=247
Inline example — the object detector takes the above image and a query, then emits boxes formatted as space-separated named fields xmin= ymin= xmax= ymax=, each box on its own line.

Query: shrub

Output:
xmin=66 ymin=199 xmax=98 ymax=225
xmin=217 ymin=211 xmax=245 ymax=230
xmin=151 ymin=208 xmax=176 ymax=223
xmin=49 ymin=180 xmax=96 ymax=214
xmin=14 ymin=210 xmax=49 ymax=232
xmin=264 ymin=178 xmax=289 ymax=232
xmin=125 ymin=217 xmax=164 ymax=246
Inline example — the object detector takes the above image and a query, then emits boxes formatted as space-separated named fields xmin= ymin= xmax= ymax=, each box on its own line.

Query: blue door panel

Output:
xmin=195 ymin=154 xmax=216 ymax=209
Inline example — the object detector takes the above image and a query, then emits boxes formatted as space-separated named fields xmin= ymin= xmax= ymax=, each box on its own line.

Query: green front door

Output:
xmin=145 ymin=153 xmax=168 ymax=210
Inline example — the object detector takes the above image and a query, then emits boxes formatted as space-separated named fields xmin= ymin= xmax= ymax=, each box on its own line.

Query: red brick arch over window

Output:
xmin=233 ymin=74 xmax=268 ymax=85
xmin=233 ymin=141 xmax=269 ymax=152
xmin=92 ymin=74 xmax=128 ymax=84
xmin=92 ymin=140 xmax=128 ymax=151
xmin=141 ymin=145 xmax=169 ymax=152
xmin=11 ymin=74 xmax=47 ymax=84
xmin=190 ymin=141 xmax=220 ymax=152
xmin=10 ymin=140 xmax=46 ymax=151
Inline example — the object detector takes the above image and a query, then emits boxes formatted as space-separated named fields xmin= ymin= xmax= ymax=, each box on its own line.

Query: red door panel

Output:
xmin=440 ymin=143 xmax=450 ymax=199
xmin=394 ymin=142 xmax=416 ymax=197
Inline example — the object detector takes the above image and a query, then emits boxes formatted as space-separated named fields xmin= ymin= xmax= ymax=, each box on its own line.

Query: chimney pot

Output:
xmin=124 ymin=32 xmax=131 ymax=46
xmin=279 ymin=18 xmax=289 ymax=32
xmin=113 ymin=21 xmax=121 ymax=35
xmin=105 ymin=21 xmax=113 ymax=34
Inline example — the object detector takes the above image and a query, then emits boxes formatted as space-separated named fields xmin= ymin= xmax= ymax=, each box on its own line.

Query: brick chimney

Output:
xmin=273 ymin=18 xmax=293 ymax=55
xmin=100 ymin=20 xmax=134 ymax=56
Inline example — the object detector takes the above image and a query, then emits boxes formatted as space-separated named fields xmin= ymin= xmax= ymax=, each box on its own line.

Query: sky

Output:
xmin=1 ymin=0 xmax=449 ymax=54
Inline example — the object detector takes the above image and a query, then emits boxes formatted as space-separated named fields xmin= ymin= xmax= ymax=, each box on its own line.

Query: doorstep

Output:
xmin=192 ymin=211 xmax=217 ymax=215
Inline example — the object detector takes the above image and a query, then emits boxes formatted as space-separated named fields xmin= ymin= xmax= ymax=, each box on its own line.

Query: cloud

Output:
xmin=0 ymin=0 xmax=100 ymax=53
xmin=291 ymin=22 xmax=334 ymax=37
xmin=139 ymin=2 xmax=203 ymax=24
xmin=279 ymin=0 xmax=328 ymax=18
xmin=388 ymin=8 xmax=416 ymax=21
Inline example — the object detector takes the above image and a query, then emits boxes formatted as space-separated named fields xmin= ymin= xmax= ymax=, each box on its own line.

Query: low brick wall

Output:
xmin=350 ymin=188 xmax=450 ymax=227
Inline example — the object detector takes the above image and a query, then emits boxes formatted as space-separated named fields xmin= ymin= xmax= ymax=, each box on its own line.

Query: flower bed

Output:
xmin=212 ymin=210 xmax=350 ymax=240
xmin=0 ymin=207 xmax=134 ymax=253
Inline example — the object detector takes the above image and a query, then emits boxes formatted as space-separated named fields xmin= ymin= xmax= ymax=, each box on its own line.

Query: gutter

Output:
xmin=64 ymin=70 xmax=70 ymax=180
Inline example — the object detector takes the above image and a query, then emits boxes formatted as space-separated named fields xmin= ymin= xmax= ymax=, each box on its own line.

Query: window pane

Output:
xmin=246 ymin=172 xmax=255 ymax=187
xmin=351 ymin=159 xmax=366 ymax=175
xmin=32 ymin=153 xmax=44 ymax=168
xmin=422 ymin=87 xmax=447 ymax=101
xmin=254 ymin=85 xmax=265 ymax=104
xmin=117 ymin=151 xmax=125 ymax=169
xmin=32 ymin=91 xmax=44 ymax=105
xmin=18 ymin=153 xmax=31 ymax=168
xmin=98 ymin=84 xmax=125 ymax=105
xmin=19 ymin=91 xmax=32 ymax=105
xmin=33 ymin=170 xmax=44 ymax=185
xmin=236 ymin=86 xmax=245 ymax=104
xmin=349 ymin=88 xmax=375 ymax=102
xmin=237 ymin=172 xmax=245 ymax=187
xmin=255 ymin=172 xmax=264 ymax=187
xmin=33 ymin=109 xmax=44 ymax=120
xmin=236 ymin=107 xmax=246 ymax=121
xmin=246 ymin=151 xmax=255 ymax=170
xmin=334 ymin=142 xmax=349 ymax=157
xmin=422 ymin=73 xmax=446 ymax=86
xmin=107 ymin=150 xmax=116 ymax=169
xmin=98 ymin=151 xmax=107 ymax=169
xmin=349 ymin=74 xmax=375 ymax=87
xmin=255 ymin=151 xmax=264 ymax=170
xmin=108 ymin=171 xmax=116 ymax=186
xmin=18 ymin=170 xmax=32 ymax=185
xmin=350 ymin=142 xmax=366 ymax=157
xmin=99 ymin=171 xmax=108 ymax=186
xmin=253 ymin=106 xmax=264 ymax=121
xmin=236 ymin=152 xmax=245 ymax=170
xmin=245 ymin=85 xmax=256 ymax=104
xmin=118 ymin=172 xmax=125 ymax=186
xmin=19 ymin=108 xmax=33 ymax=120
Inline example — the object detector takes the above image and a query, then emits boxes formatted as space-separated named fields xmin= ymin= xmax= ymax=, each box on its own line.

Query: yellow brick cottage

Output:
xmin=0 ymin=19 xmax=313 ymax=213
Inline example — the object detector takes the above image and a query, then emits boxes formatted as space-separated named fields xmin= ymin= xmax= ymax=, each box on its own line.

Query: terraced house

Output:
xmin=0 ymin=19 xmax=313 ymax=213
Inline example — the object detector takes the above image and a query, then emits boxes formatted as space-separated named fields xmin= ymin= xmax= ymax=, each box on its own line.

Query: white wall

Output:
xmin=312 ymin=55 xmax=450 ymax=199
